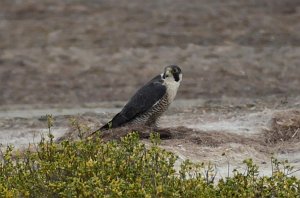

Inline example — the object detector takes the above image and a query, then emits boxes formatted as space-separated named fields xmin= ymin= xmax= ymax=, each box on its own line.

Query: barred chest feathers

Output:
xmin=97 ymin=65 xmax=183 ymax=131
xmin=129 ymin=74 xmax=181 ymax=126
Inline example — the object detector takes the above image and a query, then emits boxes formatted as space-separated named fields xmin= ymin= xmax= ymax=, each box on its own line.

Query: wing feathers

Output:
xmin=100 ymin=75 xmax=166 ymax=130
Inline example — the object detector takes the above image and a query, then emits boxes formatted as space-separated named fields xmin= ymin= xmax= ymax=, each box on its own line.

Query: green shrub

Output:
xmin=217 ymin=158 xmax=300 ymax=197
xmin=0 ymin=131 xmax=299 ymax=197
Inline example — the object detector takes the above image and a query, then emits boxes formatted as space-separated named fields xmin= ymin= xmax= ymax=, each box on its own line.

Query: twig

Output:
xmin=292 ymin=128 xmax=299 ymax=138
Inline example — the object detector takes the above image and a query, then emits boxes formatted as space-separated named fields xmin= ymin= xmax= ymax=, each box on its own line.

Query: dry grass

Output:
xmin=57 ymin=110 xmax=300 ymax=152
xmin=264 ymin=110 xmax=300 ymax=144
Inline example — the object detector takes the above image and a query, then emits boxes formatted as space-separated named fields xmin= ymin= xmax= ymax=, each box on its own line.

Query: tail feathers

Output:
xmin=100 ymin=122 xmax=111 ymax=130
xmin=99 ymin=113 xmax=129 ymax=131
xmin=90 ymin=113 xmax=130 ymax=136
xmin=89 ymin=122 xmax=110 ymax=137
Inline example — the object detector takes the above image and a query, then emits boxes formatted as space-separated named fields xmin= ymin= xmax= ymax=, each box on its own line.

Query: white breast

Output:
xmin=162 ymin=73 xmax=182 ymax=103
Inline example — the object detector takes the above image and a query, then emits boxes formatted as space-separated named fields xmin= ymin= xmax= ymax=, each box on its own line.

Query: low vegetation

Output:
xmin=0 ymin=116 xmax=299 ymax=197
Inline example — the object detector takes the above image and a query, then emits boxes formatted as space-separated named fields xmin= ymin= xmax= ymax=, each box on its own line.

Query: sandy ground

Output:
xmin=0 ymin=0 xmax=300 ymax=179
xmin=1 ymin=97 xmax=300 ymax=179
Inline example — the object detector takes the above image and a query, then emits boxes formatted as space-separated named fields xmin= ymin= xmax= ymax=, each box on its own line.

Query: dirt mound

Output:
xmin=57 ymin=124 xmax=265 ymax=150
xmin=264 ymin=110 xmax=300 ymax=144
xmin=57 ymin=126 xmax=185 ymax=142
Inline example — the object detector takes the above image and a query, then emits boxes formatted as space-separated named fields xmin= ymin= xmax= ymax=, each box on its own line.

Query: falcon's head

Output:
xmin=163 ymin=65 xmax=182 ymax=82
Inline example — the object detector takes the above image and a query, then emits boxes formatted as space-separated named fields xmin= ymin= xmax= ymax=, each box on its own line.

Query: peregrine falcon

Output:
xmin=100 ymin=65 xmax=182 ymax=130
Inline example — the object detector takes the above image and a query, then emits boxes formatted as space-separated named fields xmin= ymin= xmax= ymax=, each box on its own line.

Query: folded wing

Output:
xmin=101 ymin=75 xmax=166 ymax=130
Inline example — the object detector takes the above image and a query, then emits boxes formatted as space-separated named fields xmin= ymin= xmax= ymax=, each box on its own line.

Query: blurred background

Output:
xmin=0 ymin=0 xmax=299 ymax=106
